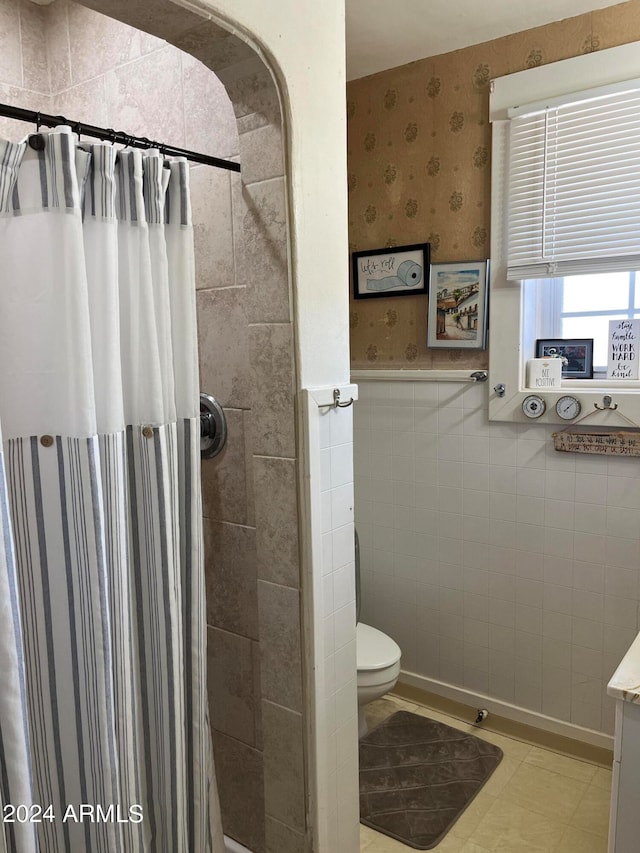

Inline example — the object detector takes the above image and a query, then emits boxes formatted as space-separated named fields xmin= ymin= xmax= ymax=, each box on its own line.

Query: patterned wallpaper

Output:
xmin=347 ymin=0 xmax=640 ymax=369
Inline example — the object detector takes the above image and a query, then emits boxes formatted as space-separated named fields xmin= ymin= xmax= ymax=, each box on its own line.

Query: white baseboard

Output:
xmin=400 ymin=669 xmax=614 ymax=752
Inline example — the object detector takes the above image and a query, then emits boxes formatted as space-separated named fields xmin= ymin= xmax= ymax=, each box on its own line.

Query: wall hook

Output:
xmin=594 ymin=395 xmax=618 ymax=411
xmin=333 ymin=388 xmax=354 ymax=408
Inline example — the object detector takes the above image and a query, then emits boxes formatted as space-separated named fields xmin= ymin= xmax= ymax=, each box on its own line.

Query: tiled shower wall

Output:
xmin=0 ymin=2 xmax=308 ymax=850
xmin=355 ymin=376 xmax=640 ymax=737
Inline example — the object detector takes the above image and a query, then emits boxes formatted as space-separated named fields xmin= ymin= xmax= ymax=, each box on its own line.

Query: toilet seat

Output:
xmin=357 ymin=622 xmax=401 ymax=671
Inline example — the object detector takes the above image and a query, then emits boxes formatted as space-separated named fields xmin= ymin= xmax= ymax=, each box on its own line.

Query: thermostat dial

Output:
xmin=522 ymin=394 xmax=546 ymax=419
xmin=555 ymin=395 xmax=581 ymax=421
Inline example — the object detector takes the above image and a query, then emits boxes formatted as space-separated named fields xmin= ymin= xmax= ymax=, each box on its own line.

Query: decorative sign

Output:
xmin=552 ymin=430 xmax=640 ymax=456
xmin=527 ymin=358 xmax=562 ymax=389
xmin=608 ymin=319 xmax=640 ymax=379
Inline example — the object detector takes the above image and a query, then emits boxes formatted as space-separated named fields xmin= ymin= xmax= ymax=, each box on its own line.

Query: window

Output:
xmin=489 ymin=40 xmax=640 ymax=423
xmin=531 ymin=272 xmax=639 ymax=373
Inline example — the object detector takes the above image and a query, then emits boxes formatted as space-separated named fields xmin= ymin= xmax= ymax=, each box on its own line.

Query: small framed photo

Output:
xmin=535 ymin=338 xmax=594 ymax=379
xmin=352 ymin=242 xmax=430 ymax=299
xmin=427 ymin=260 xmax=489 ymax=349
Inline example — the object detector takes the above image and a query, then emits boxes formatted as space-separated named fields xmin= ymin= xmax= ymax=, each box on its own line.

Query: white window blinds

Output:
xmin=507 ymin=84 xmax=640 ymax=281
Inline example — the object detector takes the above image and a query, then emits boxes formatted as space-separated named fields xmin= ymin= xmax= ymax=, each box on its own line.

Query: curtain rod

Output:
xmin=0 ymin=102 xmax=241 ymax=172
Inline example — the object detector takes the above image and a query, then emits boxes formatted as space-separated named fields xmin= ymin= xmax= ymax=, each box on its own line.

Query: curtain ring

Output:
xmin=35 ymin=111 xmax=41 ymax=131
xmin=74 ymin=122 xmax=82 ymax=141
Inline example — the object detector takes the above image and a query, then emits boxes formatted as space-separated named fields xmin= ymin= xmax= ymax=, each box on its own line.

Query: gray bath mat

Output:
xmin=359 ymin=710 xmax=502 ymax=850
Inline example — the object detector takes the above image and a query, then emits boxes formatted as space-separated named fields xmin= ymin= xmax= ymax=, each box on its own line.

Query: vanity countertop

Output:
xmin=608 ymin=630 xmax=640 ymax=703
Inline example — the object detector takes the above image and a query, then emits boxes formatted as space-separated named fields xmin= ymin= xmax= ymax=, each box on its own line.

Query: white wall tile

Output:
xmin=516 ymin=495 xmax=544 ymax=525
xmin=572 ymin=588 xmax=604 ymax=622
xmin=389 ymin=382 xmax=414 ymax=406
xmin=438 ymin=407 xmax=465 ymax=435
xmin=490 ymin=465 xmax=517 ymax=494
xmin=605 ymin=536 xmax=640 ymax=569
xmin=574 ymin=502 xmax=607 ymax=535
xmin=545 ymin=469 xmax=576 ymax=502
xmin=606 ymin=506 xmax=640 ymax=539
xmin=572 ymin=560 xmax=604 ymax=594
xmin=330 ymin=442 xmax=353 ymax=488
xmin=516 ymin=468 xmax=545 ymax=497
xmin=392 ymin=406 xmax=414 ymax=433
xmin=414 ymin=384 xmax=439 ymax=406
xmin=544 ymin=498 xmax=574 ymax=530
xmin=438 ymin=384 xmax=465 ymax=407
xmin=575 ymin=473 xmax=608 ymax=504
xmin=574 ymin=531 xmax=605 ymax=564
xmin=355 ymin=378 xmax=640 ymax=739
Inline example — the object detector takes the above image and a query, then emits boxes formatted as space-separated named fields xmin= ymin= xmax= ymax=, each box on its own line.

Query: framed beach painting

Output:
xmin=352 ymin=242 xmax=430 ymax=300
xmin=427 ymin=260 xmax=489 ymax=349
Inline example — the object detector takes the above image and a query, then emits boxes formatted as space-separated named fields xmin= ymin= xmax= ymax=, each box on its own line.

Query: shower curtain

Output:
xmin=0 ymin=126 xmax=222 ymax=852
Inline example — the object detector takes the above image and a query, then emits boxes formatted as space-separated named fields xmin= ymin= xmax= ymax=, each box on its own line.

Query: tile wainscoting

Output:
xmin=353 ymin=373 xmax=640 ymax=740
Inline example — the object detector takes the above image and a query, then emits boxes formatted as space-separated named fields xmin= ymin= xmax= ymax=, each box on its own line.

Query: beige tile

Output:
xmin=244 ymin=410 xmax=256 ymax=526
xmin=472 ymin=798 xmax=566 ymax=852
xmin=75 ymin=0 xmax=203 ymax=45
xmin=523 ymin=746 xmax=598 ymax=784
xmin=203 ymin=518 xmax=258 ymax=640
xmin=570 ymin=783 xmax=610 ymax=838
xmin=19 ymin=0 xmax=49 ymax=93
xmin=52 ymin=78 xmax=108 ymax=130
xmin=361 ymin=824 xmax=463 ymax=852
xmin=449 ymin=792 xmax=497 ymax=841
xmin=365 ymin=695 xmax=419 ymax=731
xmin=190 ymin=164 xmax=235 ymax=291
xmin=0 ymin=85 xmax=53 ymax=142
xmin=197 ymin=286 xmax=251 ymax=410
xmin=219 ymin=60 xmax=281 ymax=127
xmin=460 ymin=842 xmax=492 ymax=853
xmin=502 ymin=763 xmax=587 ymax=823
xmin=201 ymin=408 xmax=247 ymax=524
xmin=239 ymin=123 xmax=284 ymax=185
xmin=44 ymin=0 xmax=71 ymax=92
xmin=104 ymin=46 xmax=185 ymax=149
xmin=207 ymin=625 xmax=255 ymax=746
xmin=0 ymin=0 xmax=22 ymax=88
xmin=66 ymin=1 xmax=164 ymax=86
xmin=254 ymin=456 xmax=299 ymax=587
xmin=182 ymin=52 xmax=239 ymax=160
xmin=591 ymin=766 xmax=613 ymax=791
xmin=252 ymin=639 xmax=263 ymax=750
xmin=235 ymin=177 xmax=291 ymax=325
xmin=258 ymin=580 xmax=302 ymax=712
xmin=480 ymin=756 xmax=520 ymax=798
xmin=265 ymin=816 xmax=305 ymax=853
xmin=173 ymin=19 xmax=256 ymax=75
xmin=262 ymin=700 xmax=305 ymax=832
xmin=556 ymin=825 xmax=607 ymax=853
xmin=212 ymin=730 xmax=265 ymax=853
xmin=470 ymin=728 xmax=533 ymax=764
xmin=249 ymin=323 xmax=296 ymax=457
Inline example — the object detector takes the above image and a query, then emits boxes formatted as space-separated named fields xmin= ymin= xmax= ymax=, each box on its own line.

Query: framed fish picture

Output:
xmin=352 ymin=242 xmax=430 ymax=300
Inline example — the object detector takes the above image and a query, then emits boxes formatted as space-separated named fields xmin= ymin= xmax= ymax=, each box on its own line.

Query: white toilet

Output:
xmin=354 ymin=528 xmax=402 ymax=737
xmin=356 ymin=621 xmax=401 ymax=737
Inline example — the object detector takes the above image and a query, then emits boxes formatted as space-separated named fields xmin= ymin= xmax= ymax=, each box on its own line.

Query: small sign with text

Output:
xmin=608 ymin=319 xmax=640 ymax=379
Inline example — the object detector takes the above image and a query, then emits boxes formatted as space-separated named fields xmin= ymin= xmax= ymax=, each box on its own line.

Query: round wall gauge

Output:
xmin=522 ymin=394 xmax=546 ymax=419
xmin=555 ymin=395 xmax=581 ymax=421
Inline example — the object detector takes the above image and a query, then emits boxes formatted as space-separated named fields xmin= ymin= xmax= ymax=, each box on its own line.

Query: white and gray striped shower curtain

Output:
xmin=0 ymin=126 xmax=222 ymax=852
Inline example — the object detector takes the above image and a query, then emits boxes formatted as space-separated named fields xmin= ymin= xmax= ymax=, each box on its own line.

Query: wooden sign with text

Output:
xmin=553 ymin=430 xmax=640 ymax=456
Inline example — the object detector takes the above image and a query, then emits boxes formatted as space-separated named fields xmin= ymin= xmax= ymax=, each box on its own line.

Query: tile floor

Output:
xmin=360 ymin=694 xmax=612 ymax=853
